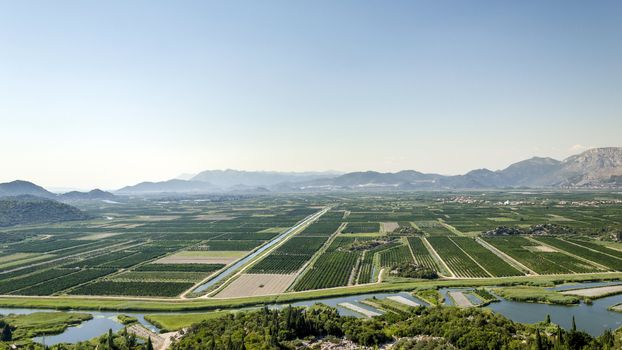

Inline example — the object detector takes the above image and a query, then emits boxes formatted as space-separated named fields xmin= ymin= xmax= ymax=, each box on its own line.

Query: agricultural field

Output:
xmin=531 ymin=236 xmax=622 ymax=271
xmin=292 ymin=251 xmax=360 ymax=291
xmin=415 ymin=220 xmax=455 ymax=236
xmin=0 ymin=196 xmax=319 ymax=297
xmin=247 ymin=210 xmax=340 ymax=274
xmin=342 ymin=222 xmax=380 ymax=234
xmin=450 ymin=237 xmax=523 ymax=277
xmin=483 ymin=236 xmax=602 ymax=274
xmin=215 ymin=273 xmax=298 ymax=298
xmin=426 ymin=236 xmax=489 ymax=278
xmin=378 ymin=245 xmax=413 ymax=267
xmin=1 ymin=191 xmax=622 ymax=301
xmin=156 ymin=250 xmax=248 ymax=265
xmin=406 ymin=237 xmax=440 ymax=271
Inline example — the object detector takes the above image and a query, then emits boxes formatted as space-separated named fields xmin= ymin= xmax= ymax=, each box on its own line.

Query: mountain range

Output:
xmin=0 ymin=180 xmax=117 ymax=201
xmin=2 ymin=147 xmax=621 ymax=197
xmin=115 ymin=147 xmax=622 ymax=193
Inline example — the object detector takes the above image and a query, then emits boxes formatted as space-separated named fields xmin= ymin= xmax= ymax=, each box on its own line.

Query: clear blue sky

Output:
xmin=1 ymin=0 xmax=621 ymax=189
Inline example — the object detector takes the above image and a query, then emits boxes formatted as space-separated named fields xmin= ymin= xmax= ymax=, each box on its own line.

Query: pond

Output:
xmin=0 ymin=308 xmax=158 ymax=346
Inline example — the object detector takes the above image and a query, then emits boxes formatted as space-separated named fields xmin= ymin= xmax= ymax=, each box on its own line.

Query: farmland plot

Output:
xmin=565 ymin=238 xmax=622 ymax=260
xmin=156 ymin=251 xmax=247 ymax=265
xmin=189 ymin=240 xmax=265 ymax=251
xmin=355 ymin=241 xmax=402 ymax=283
xmin=342 ymin=222 xmax=380 ymax=234
xmin=17 ymin=268 xmax=116 ymax=295
xmin=483 ymin=236 xmax=599 ymax=274
xmin=70 ymin=281 xmax=193 ymax=297
xmin=378 ymin=245 xmax=413 ymax=267
xmin=406 ymin=237 xmax=440 ymax=271
xmin=532 ymin=237 xmax=620 ymax=271
xmin=380 ymin=222 xmax=399 ymax=233
xmin=248 ymin=214 xmax=337 ymax=274
xmin=293 ymin=251 xmax=360 ymax=291
xmin=426 ymin=237 xmax=489 ymax=278
xmin=357 ymin=251 xmax=375 ymax=284
xmin=415 ymin=220 xmax=454 ymax=236
xmin=450 ymin=237 xmax=523 ymax=277
xmin=215 ymin=273 xmax=297 ymax=298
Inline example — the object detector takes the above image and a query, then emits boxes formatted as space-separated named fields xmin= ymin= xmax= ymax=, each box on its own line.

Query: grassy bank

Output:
xmin=144 ymin=311 xmax=230 ymax=332
xmin=493 ymin=286 xmax=580 ymax=305
xmin=0 ymin=272 xmax=619 ymax=312
xmin=413 ymin=288 xmax=444 ymax=306
xmin=0 ymin=312 xmax=92 ymax=340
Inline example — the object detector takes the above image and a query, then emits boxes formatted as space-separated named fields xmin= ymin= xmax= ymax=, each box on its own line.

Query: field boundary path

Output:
xmin=476 ymin=237 xmax=536 ymax=275
xmin=438 ymin=219 xmax=464 ymax=236
xmin=421 ymin=237 xmax=454 ymax=278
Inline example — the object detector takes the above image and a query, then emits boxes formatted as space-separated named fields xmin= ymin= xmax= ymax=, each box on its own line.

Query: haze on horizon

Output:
xmin=1 ymin=0 xmax=621 ymax=190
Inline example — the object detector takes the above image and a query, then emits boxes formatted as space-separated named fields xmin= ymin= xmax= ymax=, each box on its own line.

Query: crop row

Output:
xmin=532 ymin=237 xmax=619 ymax=271
xmin=414 ymin=221 xmax=454 ymax=236
xmin=426 ymin=237 xmax=488 ymax=278
xmin=297 ymin=220 xmax=342 ymax=237
xmin=247 ymin=228 xmax=333 ymax=274
xmin=406 ymin=237 xmax=440 ymax=271
xmin=109 ymin=271 xmax=207 ymax=283
xmin=378 ymin=245 xmax=413 ymax=267
xmin=566 ymin=239 xmax=622 ymax=260
xmin=248 ymin=254 xmax=311 ymax=274
xmin=136 ymin=263 xmax=224 ymax=273
xmin=357 ymin=251 xmax=374 ymax=284
xmin=8 ymin=239 xmax=89 ymax=253
xmin=450 ymin=237 xmax=523 ymax=277
xmin=483 ymin=237 xmax=596 ymax=274
xmin=189 ymin=240 xmax=265 ymax=251
xmin=16 ymin=268 xmax=116 ymax=295
xmin=293 ymin=251 xmax=360 ymax=291
xmin=69 ymin=281 xmax=194 ymax=297
xmin=100 ymin=248 xmax=166 ymax=268
xmin=342 ymin=222 xmax=380 ymax=234
xmin=0 ymin=268 xmax=69 ymax=294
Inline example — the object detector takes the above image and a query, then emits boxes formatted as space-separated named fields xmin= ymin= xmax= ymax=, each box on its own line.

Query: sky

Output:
xmin=1 ymin=1 xmax=621 ymax=190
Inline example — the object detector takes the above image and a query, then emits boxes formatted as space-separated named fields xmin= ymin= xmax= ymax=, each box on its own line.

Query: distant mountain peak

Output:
xmin=0 ymin=180 xmax=56 ymax=198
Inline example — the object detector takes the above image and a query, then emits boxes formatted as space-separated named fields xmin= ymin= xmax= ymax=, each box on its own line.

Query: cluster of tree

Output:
xmin=171 ymin=304 xmax=622 ymax=350
xmin=484 ymin=224 xmax=577 ymax=237
xmin=172 ymin=304 xmax=346 ymax=350
xmin=343 ymin=238 xmax=392 ymax=251
xmin=533 ymin=315 xmax=612 ymax=350
xmin=389 ymin=226 xmax=423 ymax=236
xmin=390 ymin=262 xmax=438 ymax=279
xmin=0 ymin=195 xmax=89 ymax=227
xmin=0 ymin=321 xmax=11 ymax=342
